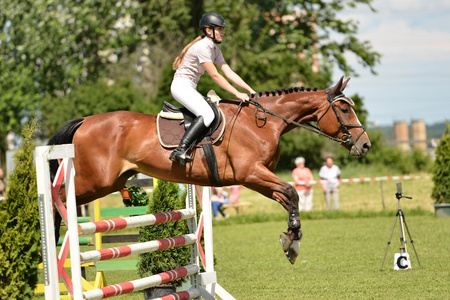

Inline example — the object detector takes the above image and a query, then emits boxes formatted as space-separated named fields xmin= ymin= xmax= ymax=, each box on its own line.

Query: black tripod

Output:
xmin=380 ymin=182 xmax=422 ymax=271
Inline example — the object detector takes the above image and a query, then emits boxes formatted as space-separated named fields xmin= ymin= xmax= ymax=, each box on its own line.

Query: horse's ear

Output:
xmin=330 ymin=76 xmax=344 ymax=96
xmin=341 ymin=77 xmax=351 ymax=92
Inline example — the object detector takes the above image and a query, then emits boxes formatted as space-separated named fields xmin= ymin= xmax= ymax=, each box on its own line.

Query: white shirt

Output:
xmin=174 ymin=37 xmax=225 ymax=84
xmin=319 ymin=164 xmax=341 ymax=190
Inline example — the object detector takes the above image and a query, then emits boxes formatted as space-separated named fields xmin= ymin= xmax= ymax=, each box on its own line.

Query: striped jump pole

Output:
xmin=80 ymin=234 xmax=197 ymax=263
xmin=78 ymin=209 xmax=196 ymax=235
xmin=82 ymin=265 xmax=199 ymax=300
xmin=153 ymin=288 xmax=201 ymax=300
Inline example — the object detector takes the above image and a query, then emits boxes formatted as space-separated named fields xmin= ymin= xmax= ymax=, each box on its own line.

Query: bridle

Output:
xmin=247 ymin=89 xmax=366 ymax=148
xmin=316 ymin=89 xmax=366 ymax=148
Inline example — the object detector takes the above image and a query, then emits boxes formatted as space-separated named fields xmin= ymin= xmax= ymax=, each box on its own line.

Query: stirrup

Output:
xmin=169 ymin=148 xmax=193 ymax=166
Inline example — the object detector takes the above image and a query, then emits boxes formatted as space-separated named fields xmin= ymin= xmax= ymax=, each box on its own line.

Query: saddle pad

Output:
xmin=157 ymin=110 xmax=226 ymax=149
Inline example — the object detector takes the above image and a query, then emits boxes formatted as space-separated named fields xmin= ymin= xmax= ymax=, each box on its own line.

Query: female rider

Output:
xmin=170 ymin=12 xmax=256 ymax=164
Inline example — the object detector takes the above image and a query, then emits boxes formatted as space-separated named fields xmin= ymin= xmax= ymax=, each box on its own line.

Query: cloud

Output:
xmin=341 ymin=0 xmax=450 ymax=64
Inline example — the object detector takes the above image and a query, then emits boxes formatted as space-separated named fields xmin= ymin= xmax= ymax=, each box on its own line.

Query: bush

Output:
xmin=138 ymin=181 xmax=190 ymax=287
xmin=431 ymin=122 xmax=450 ymax=204
xmin=123 ymin=185 xmax=149 ymax=207
xmin=0 ymin=120 xmax=41 ymax=300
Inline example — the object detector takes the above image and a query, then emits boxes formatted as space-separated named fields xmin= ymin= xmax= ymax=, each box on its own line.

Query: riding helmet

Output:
xmin=199 ymin=13 xmax=229 ymax=29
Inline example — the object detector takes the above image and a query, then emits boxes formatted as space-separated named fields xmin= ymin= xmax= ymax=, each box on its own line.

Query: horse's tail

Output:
xmin=48 ymin=118 xmax=85 ymax=179
xmin=48 ymin=117 xmax=85 ymax=146
xmin=47 ymin=118 xmax=85 ymax=245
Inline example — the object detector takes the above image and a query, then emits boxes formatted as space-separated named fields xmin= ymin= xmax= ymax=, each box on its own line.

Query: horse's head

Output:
xmin=317 ymin=76 xmax=371 ymax=157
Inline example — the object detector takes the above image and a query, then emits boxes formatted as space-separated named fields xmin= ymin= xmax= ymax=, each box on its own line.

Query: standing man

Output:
xmin=292 ymin=157 xmax=314 ymax=211
xmin=319 ymin=156 xmax=341 ymax=210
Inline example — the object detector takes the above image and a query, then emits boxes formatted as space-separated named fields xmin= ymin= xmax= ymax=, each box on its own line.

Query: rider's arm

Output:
xmin=202 ymin=62 xmax=250 ymax=102
xmin=218 ymin=63 xmax=256 ymax=95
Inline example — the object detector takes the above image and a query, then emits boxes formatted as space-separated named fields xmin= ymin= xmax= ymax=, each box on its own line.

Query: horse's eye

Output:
xmin=341 ymin=107 xmax=350 ymax=114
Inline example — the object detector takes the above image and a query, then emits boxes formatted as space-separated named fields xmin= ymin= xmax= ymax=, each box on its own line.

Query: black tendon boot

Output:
xmin=169 ymin=116 xmax=208 ymax=165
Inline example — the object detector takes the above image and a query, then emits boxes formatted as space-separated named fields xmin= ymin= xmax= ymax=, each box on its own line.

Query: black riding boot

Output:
xmin=169 ymin=116 xmax=208 ymax=165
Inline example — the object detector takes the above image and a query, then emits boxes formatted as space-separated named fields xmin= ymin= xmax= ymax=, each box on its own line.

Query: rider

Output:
xmin=169 ymin=12 xmax=256 ymax=164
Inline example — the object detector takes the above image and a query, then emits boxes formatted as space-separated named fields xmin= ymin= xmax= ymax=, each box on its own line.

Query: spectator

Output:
xmin=0 ymin=168 xmax=6 ymax=200
xmin=319 ymin=156 xmax=341 ymax=210
xmin=211 ymin=187 xmax=228 ymax=220
xmin=291 ymin=157 xmax=314 ymax=211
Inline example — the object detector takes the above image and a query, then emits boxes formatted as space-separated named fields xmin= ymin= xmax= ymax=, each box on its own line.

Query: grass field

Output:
xmin=35 ymin=175 xmax=449 ymax=299
xmin=213 ymin=216 xmax=450 ymax=299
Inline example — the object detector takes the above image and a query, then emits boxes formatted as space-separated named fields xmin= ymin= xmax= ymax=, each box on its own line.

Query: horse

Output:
xmin=48 ymin=76 xmax=370 ymax=264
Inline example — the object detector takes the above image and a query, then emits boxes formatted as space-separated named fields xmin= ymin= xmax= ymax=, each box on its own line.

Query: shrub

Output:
xmin=0 ymin=120 xmax=40 ymax=300
xmin=431 ymin=122 xmax=450 ymax=204
xmin=138 ymin=180 xmax=190 ymax=287
xmin=123 ymin=185 xmax=149 ymax=207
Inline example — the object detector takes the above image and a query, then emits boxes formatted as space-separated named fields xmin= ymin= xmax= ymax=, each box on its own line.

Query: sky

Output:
xmin=331 ymin=0 xmax=450 ymax=126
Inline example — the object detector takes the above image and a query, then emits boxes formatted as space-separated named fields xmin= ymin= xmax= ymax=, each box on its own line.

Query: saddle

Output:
xmin=156 ymin=90 xmax=226 ymax=186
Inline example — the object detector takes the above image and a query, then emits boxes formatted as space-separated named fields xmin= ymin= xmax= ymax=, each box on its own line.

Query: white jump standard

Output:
xmin=35 ymin=144 xmax=234 ymax=300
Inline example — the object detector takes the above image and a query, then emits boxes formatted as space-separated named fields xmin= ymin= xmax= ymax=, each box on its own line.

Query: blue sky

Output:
xmin=332 ymin=0 xmax=450 ymax=126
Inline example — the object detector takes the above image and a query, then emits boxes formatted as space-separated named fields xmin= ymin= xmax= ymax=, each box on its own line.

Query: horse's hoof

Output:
xmin=279 ymin=232 xmax=293 ymax=252
xmin=285 ymin=240 xmax=300 ymax=265
xmin=280 ymin=232 xmax=300 ymax=264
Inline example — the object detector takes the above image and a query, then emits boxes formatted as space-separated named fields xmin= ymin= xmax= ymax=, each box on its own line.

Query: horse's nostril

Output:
xmin=363 ymin=142 xmax=371 ymax=150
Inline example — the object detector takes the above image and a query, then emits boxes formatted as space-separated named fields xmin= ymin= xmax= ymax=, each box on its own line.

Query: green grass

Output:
xmin=213 ymin=216 xmax=450 ymax=300
xmin=35 ymin=174 xmax=447 ymax=299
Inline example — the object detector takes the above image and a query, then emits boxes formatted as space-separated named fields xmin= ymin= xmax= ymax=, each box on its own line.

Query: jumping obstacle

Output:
xmin=35 ymin=144 xmax=234 ymax=300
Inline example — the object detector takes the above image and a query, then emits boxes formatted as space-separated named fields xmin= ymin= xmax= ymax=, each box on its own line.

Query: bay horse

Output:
xmin=48 ymin=76 xmax=370 ymax=264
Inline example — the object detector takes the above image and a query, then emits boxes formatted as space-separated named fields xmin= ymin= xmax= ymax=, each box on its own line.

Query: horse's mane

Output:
xmin=253 ymin=86 xmax=319 ymax=98
xmin=220 ymin=86 xmax=320 ymax=105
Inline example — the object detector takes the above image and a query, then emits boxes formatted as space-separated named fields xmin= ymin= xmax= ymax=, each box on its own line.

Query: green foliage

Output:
xmin=123 ymin=185 xmax=149 ymax=207
xmin=40 ymin=80 xmax=155 ymax=137
xmin=1 ymin=1 xmax=380 ymax=151
xmin=329 ymin=129 xmax=432 ymax=175
xmin=349 ymin=93 xmax=368 ymax=127
xmin=138 ymin=181 xmax=190 ymax=287
xmin=277 ymin=128 xmax=325 ymax=171
xmin=0 ymin=1 xmax=142 ymax=150
xmin=431 ymin=122 xmax=450 ymax=204
xmin=0 ymin=120 xmax=40 ymax=300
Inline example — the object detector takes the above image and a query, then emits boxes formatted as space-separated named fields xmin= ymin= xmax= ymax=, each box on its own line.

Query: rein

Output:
xmin=248 ymin=89 xmax=366 ymax=147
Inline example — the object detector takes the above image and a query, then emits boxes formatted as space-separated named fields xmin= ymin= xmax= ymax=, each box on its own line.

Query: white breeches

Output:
xmin=171 ymin=77 xmax=215 ymax=127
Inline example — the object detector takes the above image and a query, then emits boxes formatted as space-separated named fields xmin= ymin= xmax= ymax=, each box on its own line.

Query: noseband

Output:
xmin=248 ymin=89 xmax=366 ymax=148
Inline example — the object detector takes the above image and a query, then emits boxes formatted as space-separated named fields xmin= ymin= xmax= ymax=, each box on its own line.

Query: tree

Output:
xmin=2 ymin=1 xmax=381 ymax=165
xmin=40 ymin=79 xmax=156 ymax=138
xmin=0 ymin=120 xmax=40 ymax=299
xmin=202 ymin=0 xmax=380 ymax=92
xmin=0 ymin=0 xmax=141 ymax=154
xmin=431 ymin=122 xmax=450 ymax=204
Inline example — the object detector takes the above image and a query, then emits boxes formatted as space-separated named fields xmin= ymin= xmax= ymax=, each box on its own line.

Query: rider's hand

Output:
xmin=236 ymin=92 xmax=250 ymax=102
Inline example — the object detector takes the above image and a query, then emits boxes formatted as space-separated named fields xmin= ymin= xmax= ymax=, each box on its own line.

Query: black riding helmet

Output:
xmin=199 ymin=13 xmax=228 ymax=44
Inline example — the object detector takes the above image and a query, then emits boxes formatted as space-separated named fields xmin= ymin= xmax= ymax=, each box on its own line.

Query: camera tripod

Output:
xmin=380 ymin=182 xmax=422 ymax=271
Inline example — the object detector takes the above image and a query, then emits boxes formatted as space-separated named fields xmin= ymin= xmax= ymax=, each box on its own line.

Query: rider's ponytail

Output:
xmin=173 ymin=35 xmax=204 ymax=70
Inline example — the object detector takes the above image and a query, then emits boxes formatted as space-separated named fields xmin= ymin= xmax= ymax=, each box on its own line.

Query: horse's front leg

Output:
xmin=279 ymin=200 xmax=302 ymax=264
xmin=243 ymin=166 xmax=302 ymax=264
